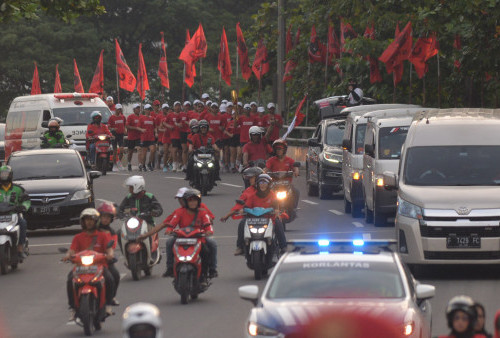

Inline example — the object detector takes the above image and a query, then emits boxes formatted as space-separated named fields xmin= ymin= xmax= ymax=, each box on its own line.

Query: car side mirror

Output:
xmin=41 ymin=121 xmax=48 ymax=128
xmin=365 ymin=144 xmax=375 ymax=157
xmin=307 ymin=138 xmax=320 ymax=147
xmin=383 ymin=171 xmax=398 ymax=190
xmin=89 ymin=171 xmax=102 ymax=180
xmin=238 ymin=285 xmax=259 ymax=306
xmin=416 ymin=284 xmax=435 ymax=300
xmin=293 ymin=162 xmax=301 ymax=168
xmin=342 ymin=139 xmax=352 ymax=151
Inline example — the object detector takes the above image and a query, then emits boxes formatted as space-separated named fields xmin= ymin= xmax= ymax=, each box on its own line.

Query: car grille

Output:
xmin=424 ymin=251 xmax=500 ymax=260
xmin=420 ymin=225 xmax=500 ymax=238
xmin=29 ymin=193 xmax=70 ymax=205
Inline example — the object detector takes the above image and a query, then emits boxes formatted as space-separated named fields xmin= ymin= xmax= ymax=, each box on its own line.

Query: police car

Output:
xmin=238 ymin=239 xmax=435 ymax=337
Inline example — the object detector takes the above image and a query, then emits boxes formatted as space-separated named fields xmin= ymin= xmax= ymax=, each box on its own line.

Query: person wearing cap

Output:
xmin=106 ymin=96 xmax=116 ymax=112
xmin=218 ymin=104 xmax=231 ymax=173
xmin=108 ymin=104 xmax=126 ymax=171
xmin=237 ymin=103 xmax=256 ymax=147
xmin=152 ymin=100 xmax=161 ymax=119
xmin=159 ymin=104 xmax=172 ymax=172
xmin=139 ymin=104 xmax=157 ymax=172
xmin=249 ymin=101 xmax=258 ymax=118
xmin=263 ymin=102 xmax=283 ymax=143
xmin=205 ymin=102 xmax=224 ymax=176
xmin=125 ymin=104 xmax=144 ymax=171
xmin=178 ymin=101 xmax=192 ymax=172
xmin=165 ymin=101 xmax=183 ymax=172
xmin=254 ymin=106 xmax=267 ymax=128
xmin=201 ymin=100 xmax=212 ymax=119
xmin=190 ymin=100 xmax=202 ymax=121
xmin=201 ymin=93 xmax=210 ymax=105
xmin=223 ymin=104 xmax=241 ymax=173
xmin=154 ymin=104 xmax=167 ymax=170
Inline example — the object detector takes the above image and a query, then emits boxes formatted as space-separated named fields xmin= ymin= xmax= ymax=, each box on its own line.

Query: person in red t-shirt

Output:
xmin=137 ymin=189 xmax=218 ymax=278
xmin=152 ymin=99 xmax=161 ymax=119
xmin=219 ymin=103 xmax=231 ymax=172
xmin=139 ymin=104 xmax=157 ymax=172
xmin=159 ymin=104 xmax=172 ymax=172
xmin=242 ymin=126 xmax=272 ymax=168
xmin=164 ymin=102 xmax=183 ymax=172
xmin=126 ymin=104 xmax=144 ymax=171
xmin=107 ymin=104 xmax=126 ymax=170
xmin=63 ymin=208 xmax=115 ymax=320
xmin=186 ymin=120 xmax=220 ymax=182
xmin=179 ymin=101 xmax=193 ymax=171
xmin=190 ymin=99 xmax=203 ymax=121
xmin=154 ymin=104 xmax=167 ymax=170
xmin=86 ymin=111 xmax=113 ymax=167
xmin=263 ymin=103 xmax=284 ymax=143
xmin=254 ymin=106 xmax=266 ymax=128
xmin=249 ymin=101 xmax=258 ymax=118
xmin=106 ymin=96 xmax=116 ymax=112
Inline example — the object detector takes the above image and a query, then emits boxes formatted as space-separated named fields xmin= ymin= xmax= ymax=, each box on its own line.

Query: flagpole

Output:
xmin=115 ymin=65 xmax=120 ymax=103
xmin=423 ymin=75 xmax=426 ymax=105
xmin=306 ymin=62 xmax=311 ymax=126
xmin=182 ymin=63 xmax=186 ymax=102
xmin=409 ymin=63 xmax=412 ymax=104
xmin=437 ymin=51 xmax=441 ymax=108
xmin=200 ymin=59 xmax=203 ymax=98
xmin=218 ymin=72 xmax=222 ymax=104
xmin=236 ymin=44 xmax=240 ymax=95
xmin=258 ymin=67 xmax=262 ymax=105
xmin=393 ymin=73 xmax=396 ymax=103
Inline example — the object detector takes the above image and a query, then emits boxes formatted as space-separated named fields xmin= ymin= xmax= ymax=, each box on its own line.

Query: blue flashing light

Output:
xmin=353 ymin=251 xmax=364 ymax=255
xmin=318 ymin=240 xmax=330 ymax=247
xmin=319 ymin=251 xmax=330 ymax=255
xmin=352 ymin=239 xmax=365 ymax=247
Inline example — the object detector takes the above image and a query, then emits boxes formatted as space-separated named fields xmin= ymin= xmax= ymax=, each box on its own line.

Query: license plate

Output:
xmin=446 ymin=234 xmax=481 ymax=249
xmin=75 ymin=265 xmax=98 ymax=274
xmin=247 ymin=218 xmax=268 ymax=225
xmin=33 ymin=206 xmax=60 ymax=215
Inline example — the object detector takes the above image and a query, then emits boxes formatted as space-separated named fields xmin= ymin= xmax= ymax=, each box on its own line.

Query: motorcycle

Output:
xmin=268 ymin=170 xmax=298 ymax=230
xmin=61 ymin=241 xmax=114 ymax=336
xmin=191 ymin=146 xmax=216 ymax=196
xmin=242 ymin=207 xmax=278 ymax=280
xmin=172 ymin=226 xmax=212 ymax=304
xmin=118 ymin=209 xmax=161 ymax=281
xmin=0 ymin=202 xmax=28 ymax=275
xmin=87 ymin=131 xmax=113 ymax=176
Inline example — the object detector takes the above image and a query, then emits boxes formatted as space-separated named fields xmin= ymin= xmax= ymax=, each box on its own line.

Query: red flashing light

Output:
xmin=54 ymin=93 xmax=99 ymax=100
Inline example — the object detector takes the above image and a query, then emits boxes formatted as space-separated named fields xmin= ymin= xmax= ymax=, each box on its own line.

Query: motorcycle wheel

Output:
xmin=178 ymin=271 xmax=190 ymax=305
xmin=0 ymin=243 xmax=10 ymax=275
xmin=80 ymin=294 xmax=96 ymax=336
xmin=201 ymin=174 xmax=209 ymax=196
xmin=252 ymin=250 xmax=263 ymax=280
xmin=128 ymin=254 xmax=141 ymax=281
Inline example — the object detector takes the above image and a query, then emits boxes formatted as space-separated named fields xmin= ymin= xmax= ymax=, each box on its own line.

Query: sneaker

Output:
xmin=17 ymin=252 xmax=27 ymax=261
xmin=105 ymin=305 xmax=114 ymax=316
xmin=208 ymin=269 xmax=218 ymax=278
xmin=234 ymin=247 xmax=244 ymax=256
xmin=163 ymin=166 xmax=168 ymax=173
xmin=111 ymin=298 xmax=120 ymax=306
xmin=168 ymin=163 xmax=173 ymax=171
xmin=117 ymin=162 xmax=125 ymax=171
xmin=68 ymin=308 xmax=76 ymax=322
xmin=172 ymin=162 xmax=178 ymax=172
xmin=112 ymin=165 xmax=119 ymax=172
xmin=138 ymin=164 xmax=144 ymax=172
xmin=162 ymin=267 xmax=174 ymax=278
xmin=128 ymin=164 xmax=132 ymax=172
xmin=147 ymin=164 xmax=154 ymax=171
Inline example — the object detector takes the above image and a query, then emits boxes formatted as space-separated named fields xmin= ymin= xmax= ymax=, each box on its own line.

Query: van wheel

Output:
xmin=307 ymin=182 xmax=318 ymax=197
xmin=365 ymin=202 xmax=374 ymax=223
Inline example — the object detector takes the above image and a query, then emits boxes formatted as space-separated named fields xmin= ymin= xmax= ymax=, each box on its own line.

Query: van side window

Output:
xmin=42 ymin=110 xmax=51 ymax=122
xmin=313 ymin=125 xmax=321 ymax=139
xmin=6 ymin=110 xmax=40 ymax=133
xmin=317 ymin=126 xmax=322 ymax=142
xmin=343 ymin=122 xmax=353 ymax=153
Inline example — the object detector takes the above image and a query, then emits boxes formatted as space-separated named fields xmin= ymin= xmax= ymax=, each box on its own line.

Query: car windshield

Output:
xmin=10 ymin=153 xmax=84 ymax=180
xmin=52 ymin=107 xmax=111 ymax=126
xmin=325 ymin=123 xmax=345 ymax=146
xmin=355 ymin=124 xmax=367 ymax=154
xmin=404 ymin=146 xmax=500 ymax=186
xmin=267 ymin=262 xmax=405 ymax=299
xmin=378 ymin=126 xmax=409 ymax=159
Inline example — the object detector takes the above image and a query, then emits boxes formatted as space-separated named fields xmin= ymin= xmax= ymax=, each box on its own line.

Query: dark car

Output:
xmin=8 ymin=149 xmax=101 ymax=229
xmin=306 ymin=118 xmax=345 ymax=199
xmin=0 ymin=123 xmax=5 ymax=163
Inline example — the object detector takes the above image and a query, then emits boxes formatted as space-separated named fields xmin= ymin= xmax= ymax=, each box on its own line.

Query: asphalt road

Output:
xmin=0 ymin=169 xmax=499 ymax=337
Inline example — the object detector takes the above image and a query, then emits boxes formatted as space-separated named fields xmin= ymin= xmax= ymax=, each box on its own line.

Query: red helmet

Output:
xmin=97 ymin=201 xmax=116 ymax=218
xmin=272 ymin=139 xmax=288 ymax=152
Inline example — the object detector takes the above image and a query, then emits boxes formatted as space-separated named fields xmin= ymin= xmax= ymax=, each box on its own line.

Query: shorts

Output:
xmin=180 ymin=132 xmax=188 ymax=144
xmin=171 ymin=139 xmax=181 ymax=149
xmin=215 ymin=139 xmax=224 ymax=148
xmin=230 ymin=134 xmax=240 ymax=147
xmin=127 ymin=139 xmax=140 ymax=150
xmin=111 ymin=133 xmax=124 ymax=148
xmin=240 ymin=141 xmax=247 ymax=147
xmin=141 ymin=140 xmax=156 ymax=148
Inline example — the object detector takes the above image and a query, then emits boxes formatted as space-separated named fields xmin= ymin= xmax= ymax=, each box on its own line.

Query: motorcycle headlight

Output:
xmin=250 ymin=228 xmax=258 ymax=234
xmin=248 ymin=322 xmax=281 ymax=337
xmin=208 ymin=162 xmax=214 ymax=168
xmin=323 ymin=152 xmax=342 ymax=163
xmin=98 ymin=135 xmax=107 ymax=140
xmin=127 ymin=218 xmax=140 ymax=229
xmin=397 ymin=197 xmax=423 ymax=220
xmin=81 ymin=255 xmax=94 ymax=266
xmin=71 ymin=189 xmax=91 ymax=201
xmin=196 ymin=162 xmax=203 ymax=168
xmin=276 ymin=191 xmax=287 ymax=200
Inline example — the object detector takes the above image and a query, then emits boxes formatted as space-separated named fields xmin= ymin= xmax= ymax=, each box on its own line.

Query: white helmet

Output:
xmin=124 ymin=176 xmax=146 ymax=194
xmin=122 ymin=302 xmax=162 ymax=338
xmin=249 ymin=126 xmax=263 ymax=138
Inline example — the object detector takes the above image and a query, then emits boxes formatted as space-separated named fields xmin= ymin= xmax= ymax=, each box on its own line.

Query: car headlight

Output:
xmin=81 ymin=255 xmax=94 ymax=266
xmin=323 ymin=152 xmax=342 ymax=163
xmin=397 ymin=197 xmax=423 ymax=219
xmin=403 ymin=321 xmax=414 ymax=336
xmin=208 ymin=162 xmax=214 ymax=168
xmin=71 ymin=189 xmax=91 ymax=201
xmin=196 ymin=162 xmax=203 ymax=168
xmin=248 ymin=322 xmax=281 ymax=337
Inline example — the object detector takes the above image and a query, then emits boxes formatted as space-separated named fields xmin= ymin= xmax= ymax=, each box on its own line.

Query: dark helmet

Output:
xmin=91 ymin=111 xmax=102 ymax=123
xmin=446 ymin=295 xmax=476 ymax=329
xmin=0 ymin=165 xmax=13 ymax=185
xmin=182 ymin=189 xmax=202 ymax=209
xmin=97 ymin=201 xmax=116 ymax=222
xmin=272 ymin=139 xmax=288 ymax=153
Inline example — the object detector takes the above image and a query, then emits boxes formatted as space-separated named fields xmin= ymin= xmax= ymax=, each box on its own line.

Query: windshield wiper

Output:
xmin=60 ymin=175 xmax=83 ymax=178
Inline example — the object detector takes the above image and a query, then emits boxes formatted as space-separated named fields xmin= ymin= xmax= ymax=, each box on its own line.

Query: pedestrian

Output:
xmin=494 ymin=310 xmax=500 ymax=338
xmin=249 ymin=101 xmax=258 ymax=118
xmin=474 ymin=303 xmax=492 ymax=338
xmin=108 ymin=103 xmax=126 ymax=171
xmin=165 ymin=101 xmax=182 ymax=172
xmin=179 ymin=101 xmax=192 ymax=172
xmin=155 ymin=103 xmax=168 ymax=170
xmin=139 ymin=104 xmax=157 ymax=171
xmin=106 ymin=96 xmax=116 ymax=112
xmin=126 ymin=104 xmax=143 ymax=171
xmin=263 ymin=102 xmax=283 ymax=143
xmin=160 ymin=103 xmax=172 ymax=172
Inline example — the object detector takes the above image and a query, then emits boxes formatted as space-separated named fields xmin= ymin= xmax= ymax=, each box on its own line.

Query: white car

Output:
xmin=239 ymin=239 xmax=435 ymax=337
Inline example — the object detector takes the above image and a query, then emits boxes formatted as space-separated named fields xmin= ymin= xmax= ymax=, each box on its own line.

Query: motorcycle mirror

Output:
xmin=58 ymin=247 xmax=68 ymax=253
xmin=236 ymin=199 xmax=245 ymax=205
xmin=107 ymin=240 xmax=115 ymax=248
xmin=66 ymin=134 xmax=72 ymax=139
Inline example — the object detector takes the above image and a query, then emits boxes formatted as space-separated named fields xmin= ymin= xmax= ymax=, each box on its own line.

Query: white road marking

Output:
xmin=352 ymin=222 xmax=364 ymax=228
xmin=221 ymin=183 xmax=243 ymax=188
xmin=164 ymin=176 xmax=185 ymax=180
xmin=362 ymin=233 xmax=372 ymax=240
xmin=301 ymin=199 xmax=318 ymax=205
xmin=328 ymin=209 xmax=344 ymax=216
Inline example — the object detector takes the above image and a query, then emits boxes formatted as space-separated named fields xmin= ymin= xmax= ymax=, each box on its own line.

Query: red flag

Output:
xmin=252 ymin=39 xmax=269 ymax=80
xmin=236 ymin=22 xmax=252 ymax=81
xmin=31 ymin=62 xmax=41 ymax=95
xmin=73 ymin=59 xmax=84 ymax=93
xmin=328 ymin=23 xmax=341 ymax=63
xmin=283 ymin=60 xmax=298 ymax=82
xmin=294 ymin=28 xmax=301 ymax=48
xmin=179 ymin=23 xmax=207 ymax=69
xmin=308 ymin=25 xmax=326 ymax=63
xmin=362 ymin=25 xmax=382 ymax=83
xmin=158 ymin=32 xmax=170 ymax=89
xmin=453 ymin=34 xmax=462 ymax=69
xmin=89 ymin=49 xmax=104 ymax=94
xmin=409 ymin=35 xmax=439 ymax=79
xmin=286 ymin=25 xmax=293 ymax=54
xmin=294 ymin=95 xmax=307 ymax=126
xmin=137 ymin=43 xmax=149 ymax=101
xmin=218 ymin=27 xmax=232 ymax=86
xmin=115 ymin=39 xmax=137 ymax=92
xmin=379 ymin=21 xmax=412 ymax=76
xmin=184 ymin=29 xmax=196 ymax=88
xmin=54 ymin=64 xmax=62 ymax=93
xmin=340 ymin=19 xmax=358 ymax=53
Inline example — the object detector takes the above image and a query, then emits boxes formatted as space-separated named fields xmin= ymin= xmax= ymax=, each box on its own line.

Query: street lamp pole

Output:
xmin=277 ymin=0 xmax=286 ymax=118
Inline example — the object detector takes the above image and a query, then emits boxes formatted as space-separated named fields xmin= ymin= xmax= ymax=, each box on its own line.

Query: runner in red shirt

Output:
xmin=137 ymin=189 xmax=218 ymax=278
xmin=263 ymin=103 xmax=284 ymax=143
xmin=151 ymin=99 xmax=161 ymax=120
xmin=219 ymin=103 xmax=232 ymax=172
xmin=242 ymin=126 xmax=272 ymax=168
xmin=179 ymin=101 xmax=193 ymax=171
xmin=190 ymin=99 xmax=203 ymax=120
xmin=165 ymin=102 xmax=183 ymax=172
xmin=139 ymin=104 xmax=157 ymax=171
xmin=126 ymin=104 xmax=144 ymax=171
xmin=107 ymin=104 xmax=126 ymax=170
xmin=249 ymin=101 xmax=258 ymax=119
xmin=158 ymin=103 xmax=171 ymax=172
xmin=106 ymin=96 xmax=116 ymax=112
xmin=238 ymin=107 xmax=256 ymax=145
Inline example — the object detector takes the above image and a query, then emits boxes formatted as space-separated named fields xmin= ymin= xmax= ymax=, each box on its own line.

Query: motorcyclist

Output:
xmin=86 ymin=111 xmax=113 ymax=167
xmin=63 ymin=208 xmax=115 ymax=321
xmin=0 ymin=165 xmax=30 ymax=259
xmin=186 ymin=119 xmax=221 ymax=183
xmin=118 ymin=176 xmax=163 ymax=229
xmin=220 ymin=167 xmax=263 ymax=255
xmin=347 ymin=78 xmax=364 ymax=106
xmin=122 ymin=302 xmax=162 ymax=338
xmin=439 ymin=295 xmax=486 ymax=338
xmin=188 ymin=119 xmax=200 ymax=144
xmin=97 ymin=201 xmax=120 ymax=306
xmin=41 ymin=119 xmax=67 ymax=148
xmin=170 ymin=187 xmax=214 ymax=221
xmin=265 ymin=139 xmax=300 ymax=217
xmin=137 ymin=189 xmax=218 ymax=279
xmin=242 ymin=126 xmax=272 ymax=168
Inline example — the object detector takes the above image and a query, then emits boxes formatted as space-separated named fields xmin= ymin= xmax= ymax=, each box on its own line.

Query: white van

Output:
xmin=341 ymin=104 xmax=420 ymax=217
xmin=5 ymin=93 xmax=112 ymax=159
xmin=384 ymin=108 xmax=500 ymax=268
xmin=362 ymin=108 xmax=429 ymax=226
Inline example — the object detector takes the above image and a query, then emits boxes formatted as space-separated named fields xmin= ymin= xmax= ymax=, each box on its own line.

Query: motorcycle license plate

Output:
xmin=33 ymin=206 xmax=60 ymax=215
xmin=446 ymin=234 xmax=481 ymax=249
xmin=197 ymin=154 xmax=211 ymax=159
xmin=246 ymin=218 xmax=268 ymax=225
xmin=98 ymin=143 xmax=110 ymax=147
xmin=201 ymin=169 xmax=208 ymax=174
xmin=75 ymin=265 xmax=98 ymax=274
